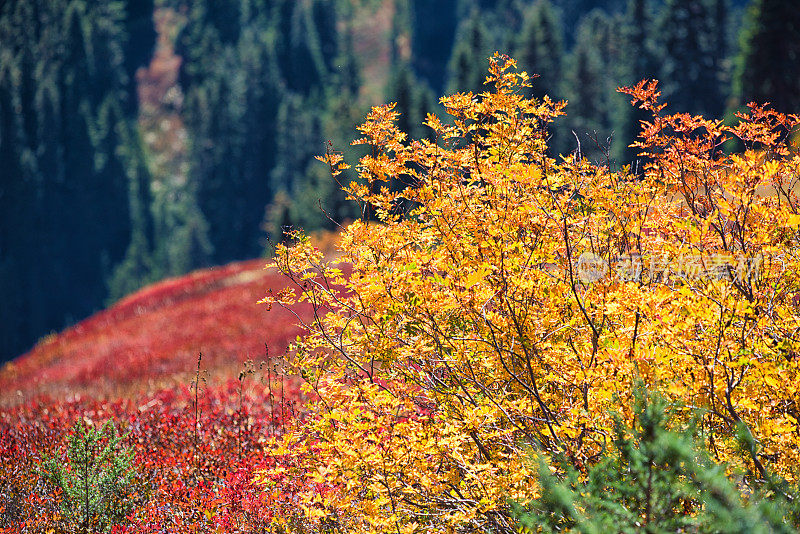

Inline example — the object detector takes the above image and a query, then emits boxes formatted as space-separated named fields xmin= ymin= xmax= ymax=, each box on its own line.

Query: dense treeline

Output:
xmin=0 ymin=1 xmax=155 ymax=361
xmin=1 ymin=0 xmax=798 ymax=361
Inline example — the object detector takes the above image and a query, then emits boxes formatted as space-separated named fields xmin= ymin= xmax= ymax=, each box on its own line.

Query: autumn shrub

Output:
xmin=261 ymin=53 xmax=800 ymax=533
xmin=0 ymin=409 xmax=63 ymax=531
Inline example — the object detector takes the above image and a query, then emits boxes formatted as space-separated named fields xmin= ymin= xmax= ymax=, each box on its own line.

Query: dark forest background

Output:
xmin=1 ymin=0 xmax=798 ymax=361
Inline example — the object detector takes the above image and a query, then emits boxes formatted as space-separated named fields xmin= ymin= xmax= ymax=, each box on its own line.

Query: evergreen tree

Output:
xmin=560 ymin=11 xmax=612 ymax=162
xmin=473 ymin=0 xmax=528 ymax=53
xmin=616 ymin=0 xmax=662 ymax=168
xmin=139 ymin=2 xmax=215 ymax=274
xmin=335 ymin=15 xmax=362 ymax=97
xmin=121 ymin=0 xmax=156 ymax=115
xmin=316 ymin=22 xmax=368 ymax=228
xmin=175 ymin=0 xmax=345 ymax=264
xmin=410 ymin=0 xmax=460 ymax=93
xmin=42 ymin=419 xmax=136 ymax=533
xmin=174 ymin=0 xmax=278 ymax=265
xmin=273 ymin=0 xmax=329 ymax=95
xmin=514 ymin=0 xmax=564 ymax=101
xmin=513 ymin=387 xmax=800 ymax=533
xmin=312 ymin=0 xmax=340 ymax=73
xmin=657 ymin=0 xmax=729 ymax=118
xmin=734 ymin=0 xmax=800 ymax=114
xmin=204 ymin=0 xmax=242 ymax=44
xmin=627 ymin=0 xmax=659 ymax=82
xmin=235 ymin=14 xmax=283 ymax=257
xmin=551 ymin=0 xmax=628 ymax=47
xmin=0 ymin=0 xmax=138 ymax=360
xmin=180 ymin=48 xmax=238 ymax=268
xmin=446 ymin=9 xmax=493 ymax=95
xmin=389 ymin=63 xmax=436 ymax=143
xmin=265 ymin=12 xmax=367 ymax=245
xmin=269 ymin=93 xmax=327 ymax=233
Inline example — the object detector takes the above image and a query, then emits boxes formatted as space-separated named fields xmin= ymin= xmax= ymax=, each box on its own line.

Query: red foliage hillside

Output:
xmin=0 ymin=259 xmax=314 ymax=404
xmin=0 ymin=253 xmax=334 ymax=531
xmin=0 ymin=378 xmax=306 ymax=531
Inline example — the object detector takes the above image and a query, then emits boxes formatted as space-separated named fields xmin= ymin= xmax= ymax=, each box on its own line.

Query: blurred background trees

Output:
xmin=0 ymin=0 xmax=796 ymax=361
xmin=0 ymin=1 xmax=151 ymax=362
xmin=734 ymin=0 xmax=800 ymax=114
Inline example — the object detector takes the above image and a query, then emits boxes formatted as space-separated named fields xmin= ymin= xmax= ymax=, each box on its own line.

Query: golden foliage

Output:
xmin=260 ymin=55 xmax=800 ymax=533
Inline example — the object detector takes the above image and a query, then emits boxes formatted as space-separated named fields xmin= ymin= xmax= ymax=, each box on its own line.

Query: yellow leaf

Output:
xmin=465 ymin=263 xmax=491 ymax=288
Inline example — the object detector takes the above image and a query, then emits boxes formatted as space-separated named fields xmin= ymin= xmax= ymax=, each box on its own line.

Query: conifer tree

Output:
xmin=277 ymin=0 xmax=328 ymax=95
xmin=627 ymin=0 xmax=658 ymax=81
xmin=514 ymin=0 xmax=564 ymax=101
xmin=43 ymin=419 xmax=136 ymax=533
xmin=513 ymin=388 xmax=800 ymax=533
xmin=335 ymin=15 xmax=362 ymax=97
xmin=389 ymin=63 xmax=436 ymax=143
xmin=175 ymin=0 xmax=282 ymax=265
xmin=235 ymin=16 xmax=282 ymax=257
xmin=269 ymin=93 xmax=329 ymax=233
xmin=410 ymin=0 xmax=460 ymax=92
xmin=0 ymin=0 xmax=137 ymax=359
xmin=617 ymin=0 xmax=661 ymax=167
xmin=312 ymin=0 xmax=340 ymax=73
xmin=657 ymin=0 xmax=729 ymax=117
xmin=551 ymin=0 xmax=627 ymax=46
xmin=316 ymin=22 xmax=367 ymax=229
xmin=734 ymin=0 xmax=800 ymax=113
xmin=560 ymin=12 xmax=611 ymax=162
xmin=174 ymin=0 xmax=347 ymax=264
xmin=446 ymin=9 xmax=493 ymax=96
xmin=144 ymin=2 xmax=216 ymax=272
xmin=122 ymin=0 xmax=156 ymax=115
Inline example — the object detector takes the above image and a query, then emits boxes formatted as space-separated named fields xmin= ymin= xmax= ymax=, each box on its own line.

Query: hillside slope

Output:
xmin=0 ymin=259 xmax=314 ymax=404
